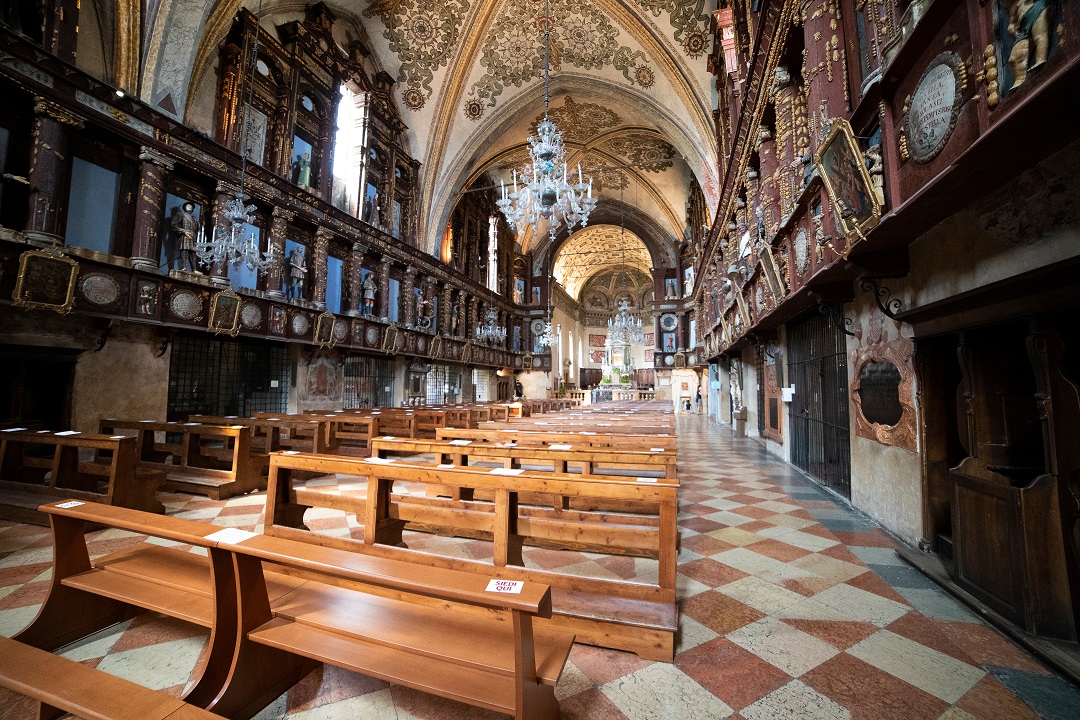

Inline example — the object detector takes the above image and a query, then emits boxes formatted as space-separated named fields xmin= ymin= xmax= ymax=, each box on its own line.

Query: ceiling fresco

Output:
xmin=552 ymin=225 xmax=654 ymax=299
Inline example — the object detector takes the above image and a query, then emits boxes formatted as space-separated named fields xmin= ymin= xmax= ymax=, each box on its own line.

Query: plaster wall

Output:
xmin=516 ymin=369 xmax=552 ymax=399
xmin=844 ymin=296 xmax=924 ymax=544
xmin=72 ymin=325 xmax=170 ymax=432
xmin=903 ymin=142 xmax=1080 ymax=313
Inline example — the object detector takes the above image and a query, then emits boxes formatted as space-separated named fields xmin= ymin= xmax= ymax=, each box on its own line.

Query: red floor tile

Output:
xmin=954 ymin=674 xmax=1041 ymax=720
xmin=781 ymin=619 xmax=880 ymax=650
xmin=681 ymin=589 xmax=765 ymax=635
xmin=679 ymin=557 xmax=750 ymax=588
xmin=802 ymin=653 xmax=950 ymax=720
xmin=676 ymin=637 xmax=791 ymax=710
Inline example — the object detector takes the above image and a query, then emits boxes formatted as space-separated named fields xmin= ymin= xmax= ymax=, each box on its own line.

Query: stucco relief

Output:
xmin=634 ymin=0 xmax=709 ymax=58
xmin=467 ymin=0 xmax=654 ymax=114
xmin=600 ymin=134 xmax=678 ymax=172
xmin=540 ymin=97 xmax=621 ymax=143
xmin=364 ymin=0 xmax=472 ymax=110
xmin=850 ymin=311 xmax=917 ymax=453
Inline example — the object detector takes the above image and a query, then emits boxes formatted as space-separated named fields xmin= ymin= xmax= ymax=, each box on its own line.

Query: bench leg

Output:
xmin=208 ymin=554 xmax=316 ymax=720
xmin=494 ymin=489 xmax=524 ymax=567
xmin=363 ymin=477 xmax=407 ymax=547
xmin=14 ymin=516 xmax=134 ymax=651
xmin=35 ymin=702 xmax=65 ymax=720
xmin=182 ymin=548 xmax=242 ymax=709
xmin=513 ymin=612 xmax=559 ymax=720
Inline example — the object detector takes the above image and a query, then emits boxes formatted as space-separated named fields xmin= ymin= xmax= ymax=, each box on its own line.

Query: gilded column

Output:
xmin=265 ymin=207 xmax=292 ymax=298
xmin=209 ymin=182 xmax=241 ymax=285
xmin=756 ymin=126 xmax=780 ymax=238
xmin=468 ymin=296 xmax=480 ymax=340
xmin=312 ymin=228 xmax=331 ymax=310
xmin=131 ymin=147 xmax=174 ymax=271
xmin=377 ymin=256 xmax=391 ymax=320
xmin=346 ymin=242 xmax=365 ymax=316
xmin=802 ymin=0 xmax=850 ymax=141
xmin=439 ymin=284 xmax=453 ymax=336
xmin=422 ymin=276 xmax=437 ymax=332
xmin=26 ymin=98 xmax=83 ymax=242
xmin=401 ymin=267 xmax=418 ymax=328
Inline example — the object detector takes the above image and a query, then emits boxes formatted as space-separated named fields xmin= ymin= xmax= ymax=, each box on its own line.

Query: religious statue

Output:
xmin=1007 ymin=0 xmax=1053 ymax=88
xmin=293 ymin=152 xmax=312 ymax=188
xmin=286 ymin=246 xmax=307 ymax=300
xmin=170 ymin=201 xmax=199 ymax=272
xmin=361 ymin=272 xmax=377 ymax=315
xmin=514 ymin=380 xmax=524 ymax=399
xmin=363 ymin=190 xmax=380 ymax=225
xmin=866 ymin=144 xmax=884 ymax=205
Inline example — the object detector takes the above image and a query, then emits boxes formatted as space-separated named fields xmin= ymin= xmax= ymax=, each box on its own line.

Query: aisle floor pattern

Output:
xmin=1 ymin=415 xmax=1078 ymax=719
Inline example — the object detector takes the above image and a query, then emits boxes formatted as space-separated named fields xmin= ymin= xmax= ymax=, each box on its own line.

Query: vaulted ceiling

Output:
xmin=143 ymin=0 xmax=720 ymax=271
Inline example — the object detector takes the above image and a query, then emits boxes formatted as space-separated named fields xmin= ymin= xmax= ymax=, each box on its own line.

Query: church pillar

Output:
xmin=377 ymin=256 xmax=391 ymax=320
xmin=346 ymin=242 xmax=365 ymax=316
xmin=773 ymin=67 xmax=810 ymax=215
xmin=209 ymin=182 xmax=240 ymax=285
xmin=440 ymin=284 xmax=453 ymax=336
xmin=26 ymin=98 xmax=83 ymax=242
xmin=265 ymin=207 xmax=292 ymax=298
xmin=422 ymin=276 xmax=436 ymax=332
xmin=401 ymin=267 xmax=418 ymax=328
xmin=44 ymin=0 xmax=79 ymax=64
xmin=757 ymin=128 xmax=780 ymax=238
xmin=312 ymin=228 xmax=331 ymax=310
xmin=131 ymin=147 xmax=174 ymax=271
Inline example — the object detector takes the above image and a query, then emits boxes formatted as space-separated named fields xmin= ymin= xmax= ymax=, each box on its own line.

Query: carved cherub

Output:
xmin=1007 ymin=0 xmax=1053 ymax=88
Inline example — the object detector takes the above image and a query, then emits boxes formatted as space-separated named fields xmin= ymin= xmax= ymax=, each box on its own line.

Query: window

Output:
xmin=387 ymin=277 xmax=400 ymax=322
xmin=226 ymin=222 xmax=262 ymax=292
xmin=326 ymin=255 xmax=344 ymax=313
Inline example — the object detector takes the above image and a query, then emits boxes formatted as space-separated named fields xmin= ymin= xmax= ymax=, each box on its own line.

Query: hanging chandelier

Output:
xmin=537 ymin=318 xmax=557 ymax=348
xmin=608 ymin=299 xmax=644 ymax=345
xmin=193 ymin=0 xmax=276 ymax=274
xmin=476 ymin=306 xmax=507 ymax=345
xmin=496 ymin=0 xmax=597 ymax=243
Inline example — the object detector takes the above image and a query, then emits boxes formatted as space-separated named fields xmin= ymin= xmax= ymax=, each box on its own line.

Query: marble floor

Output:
xmin=2 ymin=415 xmax=1079 ymax=719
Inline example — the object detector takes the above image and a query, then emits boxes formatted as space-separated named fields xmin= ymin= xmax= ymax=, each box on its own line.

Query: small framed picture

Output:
xmin=13 ymin=247 xmax=78 ymax=314
xmin=815 ymin=118 xmax=881 ymax=239
xmin=134 ymin=279 xmax=158 ymax=317
xmin=662 ymin=333 xmax=676 ymax=352
xmin=269 ymin=305 xmax=286 ymax=335
xmin=209 ymin=290 xmax=241 ymax=336
xmin=315 ymin=311 xmax=336 ymax=347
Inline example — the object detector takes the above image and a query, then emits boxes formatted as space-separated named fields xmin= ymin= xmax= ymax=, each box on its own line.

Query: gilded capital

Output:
xmin=34 ymin=97 xmax=84 ymax=128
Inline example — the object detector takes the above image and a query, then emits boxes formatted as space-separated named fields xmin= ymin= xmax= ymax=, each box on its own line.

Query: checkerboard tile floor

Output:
xmin=2 ymin=415 xmax=1079 ymax=719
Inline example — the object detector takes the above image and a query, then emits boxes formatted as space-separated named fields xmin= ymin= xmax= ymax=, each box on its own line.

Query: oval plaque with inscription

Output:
xmin=170 ymin=290 xmax=202 ymax=320
xmin=80 ymin=274 xmax=120 ymax=306
xmin=240 ymin=302 xmax=262 ymax=329
xmin=291 ymin=312 xmax=310 ymax=336
xmin=906 ymin=53 xmax=963 ymax=164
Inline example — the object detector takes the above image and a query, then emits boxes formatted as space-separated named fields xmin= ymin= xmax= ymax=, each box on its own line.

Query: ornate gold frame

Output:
xmin=315 ymin=311 xmax=336 ymax=348
xmin=13 ymin=246 xmax=79 ymax=315
xmin=815 ymin=118 xmax=882 ymax=245
xmin=760 ymin=246 xmax=787 ymax=305
xmin=209 ymin=289 xmax=242 ymax=336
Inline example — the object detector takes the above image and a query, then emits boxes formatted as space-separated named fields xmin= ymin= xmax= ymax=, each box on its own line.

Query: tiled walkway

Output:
xmin=2 ymin=415 xmax=1079 ymax=718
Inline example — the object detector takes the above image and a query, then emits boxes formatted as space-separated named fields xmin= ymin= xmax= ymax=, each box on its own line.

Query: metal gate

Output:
xmin=168 ymin=335 xmax=290 ymax=419
xmin=343 ymin=356 xmax=395 ymax=408
xmin=787 ymin=307 xmax=851 ymax=497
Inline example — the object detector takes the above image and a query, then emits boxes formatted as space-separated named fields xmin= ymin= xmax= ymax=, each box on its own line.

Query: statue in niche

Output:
xmin=286 ymin=246 xmax=307 ymax=300
xmin=866 ymin=144 xmax=884 ymax=205
xmin=293 ymin=152 xmax=312 ymax=188
xmin=361 ymin=272 xmax=377 ymax=315
xmin=1005 ymin=0 xmax=1055 ymax=89
xmin=363 ymin=190 xmax=380 ymax=225
xmin=170 ymin=202 xmax=200 ymax=272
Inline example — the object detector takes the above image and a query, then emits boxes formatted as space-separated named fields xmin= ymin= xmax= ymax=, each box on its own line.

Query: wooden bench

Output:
xmin=98 ymin=420 xmax=265 ymax=499
xmin=0 ymin=430 xmax=163 ymax=524
xmin=190 ymin=414 xmax=330 ymax=455
xmin=265 ymin=452 xmax=679 ymax=661
xmin=22 ymin=500 xmax=573 ymax=720
xmin=0 ymin=636 xmax=223 ymax=720
xmin=436 ymin=427 xmax=677 ymax=453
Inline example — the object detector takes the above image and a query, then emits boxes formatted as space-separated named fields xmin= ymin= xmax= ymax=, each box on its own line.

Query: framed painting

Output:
xmin=209 ymin=289 xmax=241 ymax=336
xmin=315 ymin=310 xmax=336 ymax=348
xmin=815 ymin=119 xmax=881 ymax=240
xmin=13 ymin=246 xmax=79 ymax=314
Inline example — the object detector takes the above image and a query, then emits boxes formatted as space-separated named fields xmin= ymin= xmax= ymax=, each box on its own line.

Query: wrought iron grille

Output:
xmin=343 ymin=356 xmax=395 ymax=408
xmin=757 ymin=345 xmax=766 ymax=437
xmin=167 ymin=335 xmax=290 ymax=420
xmin=787 ymin=307 xmax=852 ymax=498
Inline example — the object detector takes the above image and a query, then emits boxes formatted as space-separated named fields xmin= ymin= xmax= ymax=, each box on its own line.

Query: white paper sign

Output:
xmin=281 ymin=450 xmax=301 ymax=455
xmin=650 ymin=448 xmax=665 ymax=453
xmin=2 ymin=427 xmax=28 ymax=432
xmin=489 ymin=467 xmax=525 ymax=476
xmin=110 ymin=436 xmax=126 ymax=440
xmin=549 ymin=444 xmax=572 ymax=451
xmin=657 ymin=433 xmax=670 ymax=437
xmin=55 ymin=501 xmax=84 ymax=509
xmin=782 ymin=387 xmax=795 ymax=402
xmin=598 ymin=423 xmax=612 ymax=427
xmin=579 ymin=431 xmax=596 ymax=435
xmin=436 ymin=463 xmax=455 ymax=469
xmin=636 ymin=477 xmax=659 ymax=483
xmin=55 ymin=431 xmax=81 ymax=436
xmin=381 ymin=436 xmax=397 ymax=440
xmin=448 ymin=439 xmax=472 ymax=446
xmin=365 ymin=457 xmax=397 ymax=464
xmin=205 ymin=528 xmax=257 ymax=544
xmin=486 ymin=579 xmax=524 ymax=594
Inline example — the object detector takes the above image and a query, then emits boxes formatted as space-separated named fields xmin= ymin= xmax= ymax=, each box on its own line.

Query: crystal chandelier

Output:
xmin=475 ymin=306 xmax=507 ymax=345
xmin=193 ymin=0 xmax=277 ymax=275
xmin=496 ymin=0 xmax=597 ymax=243
xmin=193 ymin=195 xmax=278 ymax=272
xmin=608 ymin=299 xmax=644 ymax=345
xmin=537 ymin=319 xmax=557 ymax=348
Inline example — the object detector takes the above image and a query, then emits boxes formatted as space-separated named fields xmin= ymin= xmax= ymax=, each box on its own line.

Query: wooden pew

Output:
xmin=190 ymin=414 xmax=330 ymax=455
xmin=25 ymin=500 xmax=573 ymax=720
xmin=436 ymin=427 xmax=677 ymax=452
xmin=98 ymin=420 xmax=264 ymax=499
xmin=265 ymin=452 xmax=679 ymax=661
xmin=0 ymin=430 xmax=163 ymax=524
xmin=0 ymin=636 xmax=223 ymax=720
